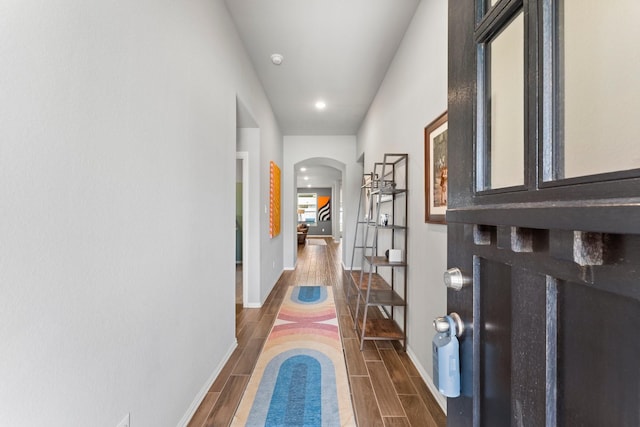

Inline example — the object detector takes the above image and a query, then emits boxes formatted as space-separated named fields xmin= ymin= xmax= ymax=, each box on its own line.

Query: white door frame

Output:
xmin=236 ymin=151 xmax=249 ymax=307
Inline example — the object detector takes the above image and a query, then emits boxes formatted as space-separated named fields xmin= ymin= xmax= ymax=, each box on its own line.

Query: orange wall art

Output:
xmin=269 ymin=161 xmax=281 ymax=238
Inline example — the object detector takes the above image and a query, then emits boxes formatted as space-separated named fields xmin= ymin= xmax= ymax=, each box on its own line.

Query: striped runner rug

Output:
xmin=231 ymin=285 xmax=356 ymax=426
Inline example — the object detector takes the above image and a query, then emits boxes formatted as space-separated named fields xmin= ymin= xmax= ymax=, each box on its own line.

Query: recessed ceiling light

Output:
xmin=307 ymin=184 xmax=311 ymax=188
xmin=304 ymin=176 xmax=309 ymax=180
xmin=315 ymin=100 xmax=326 ymax=110
xmin=270 ymin=53 xmax=284 ymax=65
xmin=300 ymin=167 xmax=307 ymax=172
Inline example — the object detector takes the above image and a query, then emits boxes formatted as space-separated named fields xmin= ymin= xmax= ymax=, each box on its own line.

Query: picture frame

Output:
xmin=425 ymin=111 xmax=448 ymax=224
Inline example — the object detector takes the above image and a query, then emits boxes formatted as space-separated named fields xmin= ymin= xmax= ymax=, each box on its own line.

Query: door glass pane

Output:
xmin=561 ymin=0 xmax=640 ymax=179
xmin=488 ymin=12 xmax=524 ymax=189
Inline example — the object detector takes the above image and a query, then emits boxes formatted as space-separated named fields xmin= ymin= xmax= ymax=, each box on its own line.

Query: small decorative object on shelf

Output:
xmin=382 ymin=180 xmax=396 ymax=189
xmin=388 ymin=249 xmax=402 ymax=263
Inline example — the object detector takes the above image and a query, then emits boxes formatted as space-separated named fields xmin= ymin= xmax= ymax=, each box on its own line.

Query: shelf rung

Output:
xmin=357 ymin=318 xmax=404 ymax=340
xmin=364 ymin=256 xmax=407 ymax=267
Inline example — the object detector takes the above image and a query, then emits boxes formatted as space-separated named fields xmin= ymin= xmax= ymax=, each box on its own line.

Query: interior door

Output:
xmin=446 ymin=0 xmax=640 ymax=425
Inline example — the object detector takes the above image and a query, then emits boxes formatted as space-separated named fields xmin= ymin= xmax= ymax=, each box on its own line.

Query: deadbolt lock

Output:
xmin=443 ymin=267 xmax=472 ymax=291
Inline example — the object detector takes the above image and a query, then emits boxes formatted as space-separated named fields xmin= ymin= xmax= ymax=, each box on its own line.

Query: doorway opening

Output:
xmin=235 ymin=154 xmax=248 ymax=315
xmin=236 ymin=96 xmax=259 ymax=312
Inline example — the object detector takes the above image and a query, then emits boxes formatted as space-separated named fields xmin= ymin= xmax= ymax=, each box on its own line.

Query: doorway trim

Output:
xmin=236 ymin=151 xmax=249 ymax=307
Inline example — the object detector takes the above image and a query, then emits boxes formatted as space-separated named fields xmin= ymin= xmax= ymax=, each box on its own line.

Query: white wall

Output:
xmin=283 ymin=136 xmax=361 ymax=269
xmin=332 ymin=180 xmax=343 ymax=243
xmin=0 ymin=1 xmax=282 ymax=426
xmin=357 ymin=0 xmax=448 ymax=409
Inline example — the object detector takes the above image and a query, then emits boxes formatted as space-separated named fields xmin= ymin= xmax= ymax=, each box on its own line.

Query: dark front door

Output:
xmin=446 ymin=1 xmax=640 ymax=426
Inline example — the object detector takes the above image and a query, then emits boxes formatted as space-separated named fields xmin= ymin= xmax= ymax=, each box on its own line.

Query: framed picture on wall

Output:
xmin=425 ymin=111 xmax=448 ymax=224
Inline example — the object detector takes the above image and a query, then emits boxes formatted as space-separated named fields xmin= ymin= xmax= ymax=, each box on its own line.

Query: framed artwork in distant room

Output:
xmin=425 ymin=111 xmax=448 ymax=224
xmin=317 ymin=196 xmax=331 ymax=221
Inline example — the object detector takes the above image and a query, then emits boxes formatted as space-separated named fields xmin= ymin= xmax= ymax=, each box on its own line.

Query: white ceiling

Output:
xmin=225 ymin=0 xmax=421 ymax=136
xmin=295 ymin=164 xmax=342 ymax=189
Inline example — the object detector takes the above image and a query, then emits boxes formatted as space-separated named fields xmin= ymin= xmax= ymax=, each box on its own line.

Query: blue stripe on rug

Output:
xmin=245 ymin=349 xmax=339 ymax=426
xmin=290 ymin=286 xmax=327 ymax=304
xmin=266 ymin=355 xmax=321 ymax=426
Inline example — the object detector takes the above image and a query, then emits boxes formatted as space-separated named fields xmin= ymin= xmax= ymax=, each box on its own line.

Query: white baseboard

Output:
xmin=283 ymin=267 xmax=295 ymax=271
xmin=341 ymin=261 xmax=362 ymax=271
xmin=406 ymin=346 xmax=447 ymax=414
xmin=245 ymin=302 xmax=262 ymax=308
xmin=177 ymin=340 xmax=238 ymax=427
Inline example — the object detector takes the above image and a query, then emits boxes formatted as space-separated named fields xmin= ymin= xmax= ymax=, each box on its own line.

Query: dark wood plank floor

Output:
xmin=188 ymin=237 xmax=446 ymax=427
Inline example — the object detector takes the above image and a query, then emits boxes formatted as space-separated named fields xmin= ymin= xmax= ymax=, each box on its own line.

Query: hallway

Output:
xmin=188 ymin=237 xmax=446 ymax=426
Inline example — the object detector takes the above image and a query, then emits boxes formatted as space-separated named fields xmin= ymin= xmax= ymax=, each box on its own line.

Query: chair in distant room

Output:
xmin=297 ymin=223 xmax=309 ymax=244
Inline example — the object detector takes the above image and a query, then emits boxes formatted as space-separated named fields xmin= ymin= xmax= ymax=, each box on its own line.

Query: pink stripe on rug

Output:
xmin=277 ymin=311 xmax=337 ymax=323
xmin=270 ymin=324 xmax=339 ymax=341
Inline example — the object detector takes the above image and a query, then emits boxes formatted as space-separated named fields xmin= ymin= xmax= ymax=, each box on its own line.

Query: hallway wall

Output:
xmin=0 ymin=1 xmax=282 ymax=426
xmin=357 ymin=0 xmax=448 ymax=410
